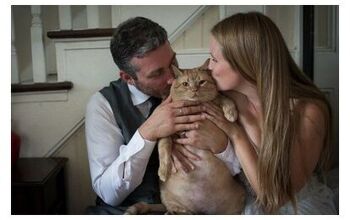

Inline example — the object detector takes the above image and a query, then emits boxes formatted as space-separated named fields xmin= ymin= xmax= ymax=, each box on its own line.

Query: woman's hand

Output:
xmin=171 ymin=143 xmax=201 ymax=173
xmin=202 ymin=102 xmax=237 ymax=136
xmin=139 ymin=96 xmax=205 ymax=141
xmin=174 ymin=119 xmax=228 ymax=154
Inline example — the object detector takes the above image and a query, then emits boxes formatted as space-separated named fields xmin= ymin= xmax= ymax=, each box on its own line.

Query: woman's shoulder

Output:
xmin=222 ymin=90 xmax=247 ymax=105
xmin=293 ymin=98 xmax=329 ymax=135
xmin=293 ymin=98 xmax=328 ymax=119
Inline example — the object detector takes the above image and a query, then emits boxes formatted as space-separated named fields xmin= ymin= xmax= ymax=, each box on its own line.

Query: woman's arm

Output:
xmin=202 ymin=102 xmax=261 ymax=196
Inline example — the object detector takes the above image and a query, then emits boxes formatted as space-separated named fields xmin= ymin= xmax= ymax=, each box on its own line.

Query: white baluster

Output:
xmin=86 ymin=6 xmax=100 ymax=29
xmin=111 ymin=6 xmax=121 ymax=28
xmin=58 ymin=6 xmax=72 ymax=30
xmin=11 ymin=9 xmax=20 ymax=84
xmin=31 ymin=6 xmax=47 ymax=82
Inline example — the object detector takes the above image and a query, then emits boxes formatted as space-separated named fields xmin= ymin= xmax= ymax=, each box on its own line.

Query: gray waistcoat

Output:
xmin=100 ymin=79 xmax=161 ymax=206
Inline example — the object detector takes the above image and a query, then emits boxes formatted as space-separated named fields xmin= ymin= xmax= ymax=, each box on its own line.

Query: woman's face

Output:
xmin=208 ymin=36 xmax=243 ymax=91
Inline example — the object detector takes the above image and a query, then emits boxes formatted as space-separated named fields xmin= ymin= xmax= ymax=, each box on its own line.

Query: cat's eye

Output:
xmin=182 ymin=82 xmax=189 ymax=87
xmin=199 ymin=80 xmax=207 ymax=86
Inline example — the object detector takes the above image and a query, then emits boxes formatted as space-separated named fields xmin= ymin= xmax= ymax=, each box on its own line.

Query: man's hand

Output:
xmin=139 ymin=96 xmax=205 ymax=141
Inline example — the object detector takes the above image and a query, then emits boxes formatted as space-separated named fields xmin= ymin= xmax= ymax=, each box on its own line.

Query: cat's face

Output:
xmin=170 ymin=66 xmax=218 ymax=102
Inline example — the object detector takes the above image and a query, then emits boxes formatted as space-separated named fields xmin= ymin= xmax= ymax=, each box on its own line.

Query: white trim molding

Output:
xmin=55 ymin=37 xmax=111 ymax=82
xmin=45 ymin=118 xmax=85 ymax=157
xmin=168 ymin=6 xmax=210 ymax=44
xmin=11 ymin=90 xmax=69 ymax=104
xmin=219 ymin=5 xmax=265 ymax=20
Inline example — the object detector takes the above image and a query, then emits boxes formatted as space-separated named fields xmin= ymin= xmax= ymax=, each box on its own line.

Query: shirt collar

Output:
xmin=127 ymin=84 xmax=150 ymax=106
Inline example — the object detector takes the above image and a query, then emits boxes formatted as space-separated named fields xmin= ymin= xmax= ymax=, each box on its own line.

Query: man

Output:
xmin=85 ymin=17 xmax=239 ymax=214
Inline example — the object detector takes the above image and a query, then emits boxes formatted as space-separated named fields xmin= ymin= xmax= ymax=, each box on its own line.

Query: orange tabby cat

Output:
xmin=125 ymin=62 xmax=245 ymax=214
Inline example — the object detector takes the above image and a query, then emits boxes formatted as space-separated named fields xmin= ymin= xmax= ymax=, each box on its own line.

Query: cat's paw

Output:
xmin=158 ymin=163 xmax=170 ymax=182
xmin=223 ymin=105 xmax=238 ymax=122
xmin=124 ymin=205 xmax=139 ymax=215
xmin=124 ymin=202 xmax=148 ymax=215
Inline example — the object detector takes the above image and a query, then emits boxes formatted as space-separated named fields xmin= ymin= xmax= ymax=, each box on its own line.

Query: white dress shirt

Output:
xmin=85 ymin=84 xmax=241 ymax=206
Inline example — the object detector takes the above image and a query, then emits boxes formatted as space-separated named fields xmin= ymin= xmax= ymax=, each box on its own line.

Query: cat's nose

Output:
xmin=191 ymin=87 xmax=199 ymax=92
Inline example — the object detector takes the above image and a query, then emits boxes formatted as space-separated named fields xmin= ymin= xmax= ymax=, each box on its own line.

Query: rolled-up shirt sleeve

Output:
xmin=85 ymin=92 xmax=155 ymax=206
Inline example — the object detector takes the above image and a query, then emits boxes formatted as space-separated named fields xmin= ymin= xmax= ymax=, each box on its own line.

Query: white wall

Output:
xmin=53 ymin=125 xmax=96 ymax=214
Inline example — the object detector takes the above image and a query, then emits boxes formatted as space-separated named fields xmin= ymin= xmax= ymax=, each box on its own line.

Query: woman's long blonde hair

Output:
xmin=211 ymin=12 xmax=332 ymax=213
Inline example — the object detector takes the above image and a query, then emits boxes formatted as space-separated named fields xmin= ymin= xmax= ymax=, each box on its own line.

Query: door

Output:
xmin=313 ymin=5 xmax=339 ymax=166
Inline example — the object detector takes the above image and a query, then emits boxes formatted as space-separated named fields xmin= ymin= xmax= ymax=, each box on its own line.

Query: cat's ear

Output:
xmin=171 ymin=65 xmax=183 ymax=78
xmin=199 ymin=58 xmax=210 ymax=71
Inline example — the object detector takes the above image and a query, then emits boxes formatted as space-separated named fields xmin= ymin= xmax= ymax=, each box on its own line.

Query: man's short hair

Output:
xmin=110 ymin=17 xmax=168 ymax=78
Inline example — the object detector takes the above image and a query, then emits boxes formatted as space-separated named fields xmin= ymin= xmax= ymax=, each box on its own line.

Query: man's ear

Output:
xmin=120 ymin=71 xmax=135 ymax=85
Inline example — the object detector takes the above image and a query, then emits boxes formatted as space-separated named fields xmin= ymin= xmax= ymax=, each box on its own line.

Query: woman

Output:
xmin=203 ymin=12 xmax=337 ymax=214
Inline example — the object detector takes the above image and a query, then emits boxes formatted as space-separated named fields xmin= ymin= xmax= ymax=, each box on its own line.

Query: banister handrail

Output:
xmin=47 ymin=28 xmax=114 ymax=39
xmin=11 ymin=81 xmax=73 ymax=93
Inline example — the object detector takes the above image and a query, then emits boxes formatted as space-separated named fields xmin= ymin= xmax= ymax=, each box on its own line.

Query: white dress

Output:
xmin=241 ymin=173 xmax=338 ymax=215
